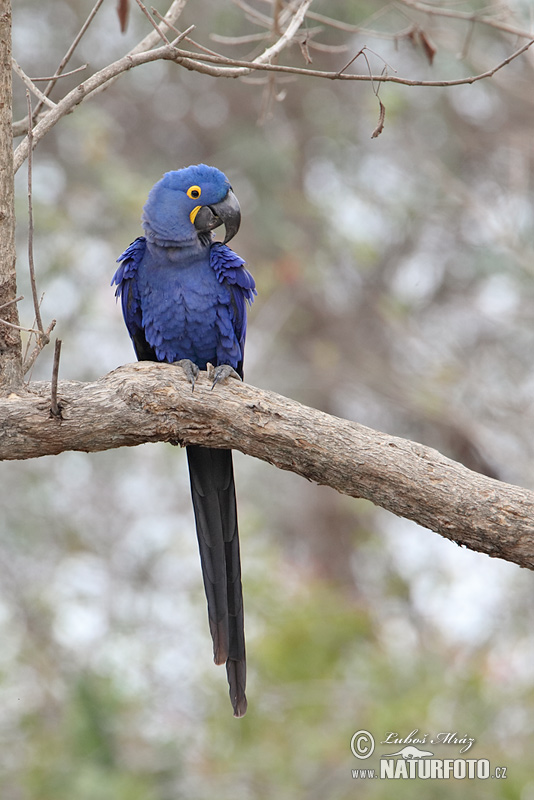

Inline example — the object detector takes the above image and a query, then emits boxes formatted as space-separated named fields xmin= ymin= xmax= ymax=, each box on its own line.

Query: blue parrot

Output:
xmin=112 ymin=165 xmax=256 ymax=717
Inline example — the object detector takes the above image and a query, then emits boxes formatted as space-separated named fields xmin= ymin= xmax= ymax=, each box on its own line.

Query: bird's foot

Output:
xmin=207 ymin=363 xmax=242 ymax=390
xmin=175 ymin=359 xmax=200 ymax=392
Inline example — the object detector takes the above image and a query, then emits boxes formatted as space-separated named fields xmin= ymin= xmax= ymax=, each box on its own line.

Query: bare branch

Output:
xmin=22 ymin=319 xmax=56 ymax=375
xmin=32 ymin=65 xmax=88 ymax=81
xmin=306 ymin=6 xmax=393 ymax=34
xmin=134 ymin=0 xmax=170 ymax=45
xmin=2 ymin=364 xmax=534 ymax=570
xmin=33 ymin=0 xmax=106 ymax=118
xmin=86 ymin=0 xmax=188 ymax=102
xmin=273 ymin=0 xmax=283 ymax=36
xmin=12 ymin=0 xmax=310 ymax=171
xmin=170 ymin=33 xmax=534 ymax=84
xmin=0 ymin=317 xmax=43 ymax=335
xmin=11 ymin=0 xmax=534 ymax=173
xmin=210 ymin=31 xmax=270 ymax=46
xmin=255 ymin=0 xmax=312 ymax=64
xmin=25 ymin=93 xmax=44 ymax=336
xmin=306 ymin=40 xmax=349 ymax=54
xmin=149 ymin=9 xmax=195 ymax=44
xmin=125 ymin=0 xmax=188 ymax=56
xmin=14 ymin=31 xmax=534 ymax=172
xmin=12 ymin=61 xmax=56 ymax=108
xmin=232 ymin=0 xmax=272 ymax=29
xmin=12 ymin=0 xmax=102 ymax=137
xmin=0 ymin=295 xmax=23 ymax=312
xmin=150 ymin=9 xmax=216 ymax=57
xmin=395 ymin=0 xmax=534 ymax=41
xmin=50 ymin=339 xmax=62 ymax=417
xmin=13 ymin=46 xmax=174 ymax=172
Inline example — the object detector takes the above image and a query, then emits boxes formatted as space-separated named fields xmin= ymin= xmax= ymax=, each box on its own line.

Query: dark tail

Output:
xmin=186 ymin=445 xmax=247 ymax=717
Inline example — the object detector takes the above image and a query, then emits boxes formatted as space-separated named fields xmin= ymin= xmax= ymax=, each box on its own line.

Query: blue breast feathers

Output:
xmin=112 ymin=238 xmax=256 ymax=373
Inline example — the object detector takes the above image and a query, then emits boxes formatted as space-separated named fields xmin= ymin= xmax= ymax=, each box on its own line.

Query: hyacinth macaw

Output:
xmin=112 ymin=165 xmax=256 ymax=717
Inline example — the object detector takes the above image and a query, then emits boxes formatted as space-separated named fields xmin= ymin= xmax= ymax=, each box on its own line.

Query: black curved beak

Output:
xmin=193 ymin=189 xmax=241 ymax=244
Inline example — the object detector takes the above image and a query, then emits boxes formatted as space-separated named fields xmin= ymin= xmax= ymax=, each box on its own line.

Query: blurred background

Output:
xmin=3 ymin=0 xmax=534 ymax=796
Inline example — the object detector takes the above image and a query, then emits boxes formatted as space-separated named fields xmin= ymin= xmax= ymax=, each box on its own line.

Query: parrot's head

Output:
xmin=142 ymin=164 xmax=241 ymax=246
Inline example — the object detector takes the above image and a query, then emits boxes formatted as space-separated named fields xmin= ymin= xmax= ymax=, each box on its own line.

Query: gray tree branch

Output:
xmin=2 ymin=362 xmax=533 ymax=570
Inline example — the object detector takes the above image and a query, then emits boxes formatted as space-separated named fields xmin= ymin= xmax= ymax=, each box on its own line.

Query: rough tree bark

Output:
xmin=1 ymin=362 xmax=533 ymax=571
xmin=0 ymin=0 xmax=22 ymax=391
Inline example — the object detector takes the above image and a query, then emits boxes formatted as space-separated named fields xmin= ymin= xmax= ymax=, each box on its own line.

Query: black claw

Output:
xmin=176 ymin=358 xmax=200 ymax=392
xmin=210 ymin=364 xmax=242 ymax=390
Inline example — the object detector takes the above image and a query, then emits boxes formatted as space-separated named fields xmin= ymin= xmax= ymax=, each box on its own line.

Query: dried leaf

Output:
xmin=299 ymin=36 xmax=312 ymax=65
xmin=406 ymin=25 xmax=437 ymax=66
xmin=117 ymin=0 xmax=130 ymax=33
xmin=406 ymin=26 xmax=417 ymax=46
xmin=371 ymin=99 xmax=386 ymax=139
xmin=419 ymin=29 xmax=437 ymax=65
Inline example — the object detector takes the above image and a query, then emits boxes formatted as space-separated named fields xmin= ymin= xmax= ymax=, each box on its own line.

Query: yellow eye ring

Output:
xmin=187 ymin=185 xmax=202 ymax=200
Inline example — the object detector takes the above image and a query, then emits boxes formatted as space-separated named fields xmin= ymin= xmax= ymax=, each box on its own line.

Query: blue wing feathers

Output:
xmin=112 ymin=237 xmax=146 ymax=290
xmin=210 ymin=243 xmax=256 ymax=301
xmin=210 ymin=243 xmax=255 ymax=361
xmin=112 ymin=237 xmax=147 ymax=348
xmin=113 ymin=238 xmax=254 ymax=370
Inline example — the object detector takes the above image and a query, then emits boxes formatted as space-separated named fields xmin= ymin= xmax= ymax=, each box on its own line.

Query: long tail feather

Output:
xmin=186 ymin=445 xmax=247 ymax=717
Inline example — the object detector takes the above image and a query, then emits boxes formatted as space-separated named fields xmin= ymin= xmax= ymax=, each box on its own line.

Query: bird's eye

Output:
xmin=187 ymin=185 xmax=202 ymax=200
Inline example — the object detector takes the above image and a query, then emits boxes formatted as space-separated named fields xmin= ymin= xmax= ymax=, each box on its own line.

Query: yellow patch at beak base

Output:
xmin=189 ymin=205 xmax=202 ymax=224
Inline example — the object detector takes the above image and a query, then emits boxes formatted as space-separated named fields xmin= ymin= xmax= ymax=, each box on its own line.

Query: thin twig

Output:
xmin=12 ymin=61 xmax=57 ymax=108
xmin=20 ymin=293 xmax=44 ymax=365
xmin=33 ymin=0 xmax=106 ymax=117
xmin=336 ymin=45 xmax=396 ymax=78
xmin=0 ymin=317 xmax=44 ymax=335
xmin=26 ymin=93 xmax=44 ymax=335
xmin=13 ymin=0 xmax=309 ymax=171
xmin=459 ymin=18 xmax=476 ymax=61
xmin=148 ymin=10 xmax=198 ymax=48
xmin=210 ymin=31 xmax=270 ymax=45
xmin=134 ymin=0 xmax=170 ymax=44
xmin=177 ymin=33 xmax=225 ymax=57
xmin=150 ymin=8 xmax=228 ymax=60
xmin=258 ymin=73 xmax=277 ymax=123
xmin=22 ymin=320 xmax=56 ymax=376
xmin=164 ymin=34 xmax=533 ymax=84
xmin=32 ymin=65 xmax=88 ymax=81
xmin=307 ymin=40 xmax=349 ymax=54
xmin=50 ymin=339 xmax=62 ymax=417
xmin=87 ymin=0 xmax=188 ymax=102
xmin=306 ymin=6 xmax=392 ymax=33
xmin=232 ymin=0 xmax=272 ymax=28
xmin=0 ymin=295 xmax=23 ymax=311
xmin=344 ymin=48 xmax=388 ymax=138
xmin=273 ymin=0 xmax=283 ymax=36
xmin=395 ymin=0 xmax=534 ymax=41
